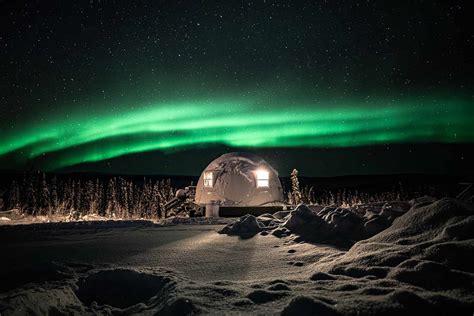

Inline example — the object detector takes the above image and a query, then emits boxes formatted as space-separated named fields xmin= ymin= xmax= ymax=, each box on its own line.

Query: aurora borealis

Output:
xmin=0 ymin=1 xmax=472 ymax=175
xmin=0 ymin=95 xmax=473 ymax=171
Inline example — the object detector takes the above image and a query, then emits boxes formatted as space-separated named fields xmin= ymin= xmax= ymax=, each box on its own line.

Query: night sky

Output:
xmin=0 ymin=1 xmax=472 ymax=176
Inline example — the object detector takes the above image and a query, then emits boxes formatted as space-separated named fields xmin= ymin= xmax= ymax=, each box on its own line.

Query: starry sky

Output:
xmin=0 ymin=1 xmax=472 ymax=176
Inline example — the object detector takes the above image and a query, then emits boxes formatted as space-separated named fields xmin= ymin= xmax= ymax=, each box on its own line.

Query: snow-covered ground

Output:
xmin=0 ymin=198 xmax=473 ymax=315
xmin=0 ymin=210 xmax=234 ymax=226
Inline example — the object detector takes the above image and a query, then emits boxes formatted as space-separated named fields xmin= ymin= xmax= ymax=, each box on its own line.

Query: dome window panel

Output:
xmin=255 ymin=169 xmax=269 ymax=188
xmin=203 ymin=171 xmax=214 ymax=188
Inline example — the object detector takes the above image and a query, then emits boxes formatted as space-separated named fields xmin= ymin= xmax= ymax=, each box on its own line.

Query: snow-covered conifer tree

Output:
xmin=290 ymin=169 xmax=302 ymax=205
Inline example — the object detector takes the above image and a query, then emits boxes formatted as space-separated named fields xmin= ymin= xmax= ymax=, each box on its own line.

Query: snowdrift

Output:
xmin=0 ymin=198 xmax=472 ymax=315
xmin=220 ymin=200 xmax=411 ymax=245
xmin=306 ymin=198 xmax=474 ymax=315
xmin=217 ymin=198 xmax=474 ymax=314
xmin=319 ymin=198 xmax=474 ymax=287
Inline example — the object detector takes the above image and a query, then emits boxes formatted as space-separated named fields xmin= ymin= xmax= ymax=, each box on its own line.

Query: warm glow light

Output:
xmin=255 ymin=169 xmax=269 ymax=187
xmin=204 ymin=171 xmax=213 ymax=187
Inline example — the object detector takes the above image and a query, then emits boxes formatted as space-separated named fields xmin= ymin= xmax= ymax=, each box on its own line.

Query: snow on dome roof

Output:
xmin=204 ymin=152 xmax=279 ymax=173
xmin=194 ymin=152 xmax=284 ymax=207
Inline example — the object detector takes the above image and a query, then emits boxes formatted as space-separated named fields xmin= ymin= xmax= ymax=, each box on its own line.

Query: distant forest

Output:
xmin=0 ymin=171 xmax=445 ymax=219
xmin=4 ymin=173 xmax=175 ymax=219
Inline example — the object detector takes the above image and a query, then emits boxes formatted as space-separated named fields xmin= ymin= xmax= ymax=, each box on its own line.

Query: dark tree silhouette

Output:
xmin=3 ymin=172 xmax=437 ymax=220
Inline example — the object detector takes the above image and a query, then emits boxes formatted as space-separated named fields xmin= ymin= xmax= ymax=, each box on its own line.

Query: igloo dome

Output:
xmin=194 ymin=152 xmax=284 ymax=207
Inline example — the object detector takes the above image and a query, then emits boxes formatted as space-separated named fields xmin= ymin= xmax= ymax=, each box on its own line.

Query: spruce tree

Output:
xmin=84 ymin=180 xmax=94 ymax=215
xmin=9 ymin=180 xmax=21 ymax=210
xmin=50 ymin=176 xmax=59 ymax=214
xmin=290 ymin=169 xmax=302 ymax=206
xmin=38 ymin=172 xmax=50 ymax=215
xmin=25 ymin=174 xmax=37 ymax=215
xmin=106 ymin=178 xmax=117 ymax=218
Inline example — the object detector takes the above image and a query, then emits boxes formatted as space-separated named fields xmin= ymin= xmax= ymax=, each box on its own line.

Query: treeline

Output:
xmin=3 ymin=172 xmax=437 ymax=219
xmin=6 ymin=172 xmax=175 ymax=219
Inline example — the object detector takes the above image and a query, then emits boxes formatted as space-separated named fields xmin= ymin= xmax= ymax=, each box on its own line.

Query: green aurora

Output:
xmin=0 ymin=95 xmax=472 ymax=171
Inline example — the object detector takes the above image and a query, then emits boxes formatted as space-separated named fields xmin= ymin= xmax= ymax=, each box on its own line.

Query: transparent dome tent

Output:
xmin=194 ymin=152 xmax=285 ymax=217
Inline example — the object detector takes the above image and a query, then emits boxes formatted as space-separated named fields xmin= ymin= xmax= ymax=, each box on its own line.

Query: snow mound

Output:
xmin=219 ymin=201 xmax=410 ymax=245
xmin=281 ymin=296 xmax=338 ymax=316
xmin=312 ymin=198 xmax=474 ymax=313
xmin=219 ymin=214 xmax=279 ymax=236
xmin=216 ymin=198 xmax=474 ymax=313
xmin=246 ymin=289 xmax=288 ymax=303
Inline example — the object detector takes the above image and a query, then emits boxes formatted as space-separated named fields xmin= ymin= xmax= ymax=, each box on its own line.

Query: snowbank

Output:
xmin=159 ymin=216 xmax=234 ymax=226
xmin=0 ymin=212 xmax=235 ymax=228
xmin=220 ymin=201 xmax=411 ymax=246
xmin=219 ymin=214 xmax=279 ymax=236
xmin=310 ymin=198 xmax=474 ymax=314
